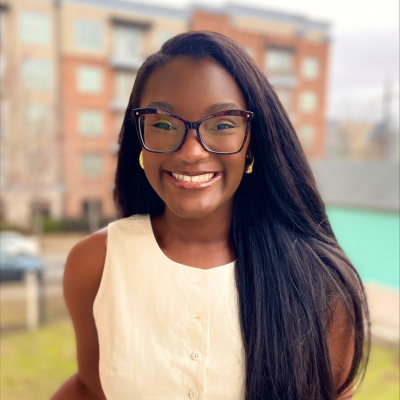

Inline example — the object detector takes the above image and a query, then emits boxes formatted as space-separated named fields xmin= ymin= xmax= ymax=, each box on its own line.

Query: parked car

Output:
xmin=0 ymin=250 xmax=44 ymax=282
xmin=0 ymin=231 xmax=40 ymax=256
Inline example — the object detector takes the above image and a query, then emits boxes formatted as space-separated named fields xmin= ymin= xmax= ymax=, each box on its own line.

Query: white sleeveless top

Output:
xmin=93 ymin=214 xmax=246 ymax=400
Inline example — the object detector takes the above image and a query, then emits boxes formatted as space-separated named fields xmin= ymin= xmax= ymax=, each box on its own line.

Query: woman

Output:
xmin=52 ymin=31 xmax=369 ymax=400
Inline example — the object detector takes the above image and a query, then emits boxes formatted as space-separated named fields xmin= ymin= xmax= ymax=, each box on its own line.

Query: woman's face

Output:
xmin=140 ymin=56 xmax=251 ymax=219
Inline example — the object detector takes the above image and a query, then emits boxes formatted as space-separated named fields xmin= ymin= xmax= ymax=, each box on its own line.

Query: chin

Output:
xmin=167 ymin=201 xmax=218 ymax=219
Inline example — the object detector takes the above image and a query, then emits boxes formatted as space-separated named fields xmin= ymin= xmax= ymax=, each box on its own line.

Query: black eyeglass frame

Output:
xmin=132 ymin=108 xmax=254 ymax=155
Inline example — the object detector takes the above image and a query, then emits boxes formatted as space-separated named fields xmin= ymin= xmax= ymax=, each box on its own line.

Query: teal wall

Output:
xmin=326 ymin=207 xmax=400 ymax=290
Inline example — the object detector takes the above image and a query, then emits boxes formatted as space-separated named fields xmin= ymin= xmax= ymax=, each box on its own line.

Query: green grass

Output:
xmin=0 ymin=319 xmax=399 ymax=400
xmin=0 ymin=319 xmax=76 ymax=400
xmin=354 ymin=344 xmax=399 ymax=400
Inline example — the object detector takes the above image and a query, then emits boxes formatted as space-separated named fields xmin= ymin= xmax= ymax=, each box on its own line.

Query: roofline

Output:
xmin=57 ymin=0 xmax=330 ymax=32
xmin=60 ymin=0 xmax=190 ymax=21
xmin=190 ymin=2 xmax=330 ymax=32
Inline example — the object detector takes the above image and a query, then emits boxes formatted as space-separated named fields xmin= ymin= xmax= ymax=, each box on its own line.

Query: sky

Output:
xmin=133 ymin=0 xmax=399 ymax=124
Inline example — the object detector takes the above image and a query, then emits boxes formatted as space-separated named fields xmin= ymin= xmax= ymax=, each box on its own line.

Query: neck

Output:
xmin=151 ymin=201 xmax=235 ymax=268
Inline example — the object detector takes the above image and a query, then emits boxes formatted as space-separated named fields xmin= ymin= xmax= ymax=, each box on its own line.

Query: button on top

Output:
xmin=191 ymin=350 xmax=201 ymax=360
xmin=189 ymin=389 xmax=199 ymax=398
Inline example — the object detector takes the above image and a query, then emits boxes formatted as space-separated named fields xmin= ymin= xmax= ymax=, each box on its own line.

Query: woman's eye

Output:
xmin=152 ymin=122 xmax=175 ymax=130
xmin=213 ymin=123 xmax=235 ymax=130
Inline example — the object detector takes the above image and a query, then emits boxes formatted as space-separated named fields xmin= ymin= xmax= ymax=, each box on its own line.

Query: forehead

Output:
xmin=140 ymin=56 xmax=247 ymax=119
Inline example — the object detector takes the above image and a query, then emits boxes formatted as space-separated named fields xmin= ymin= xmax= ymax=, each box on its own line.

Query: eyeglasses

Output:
xmin=132 ymin=108 xmax=254 ymax=155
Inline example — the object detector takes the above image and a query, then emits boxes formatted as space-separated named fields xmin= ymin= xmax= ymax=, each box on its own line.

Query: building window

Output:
xmin=20 ymin=12 xmax=50 ymax=44
xmin=79 ymin=110 xmax=103 ymax=136
xmin=22 ymin=59 xmax=51 ymax=90
xmin=75 ymin=18 xmax=103 ymax=51
xmin=114 ymin=25 xmax=142 ymax=59
xmin=299 ymin=91 xmax=318 ymax=114
xmin=115 ymin=71 xmax=136 ymax=103
xmin=82 ymin=199 xmax=102 ymax=218
xmin=302 ymin=56 xmax=319 ymax=80
xmin=274 ymin=88 xmax=293 ymax=114
xmin=297 ymin=125 xmax=316 ymax=148
xmin=25 ymin=104 xmax=48 ymax=132
xmin=81 ymin=153 xmax=103 ymax=177
xmin=77 ymin=66 xmax=103 ymax=93
xmin=265 ymin=48 xmax=294 ymax=74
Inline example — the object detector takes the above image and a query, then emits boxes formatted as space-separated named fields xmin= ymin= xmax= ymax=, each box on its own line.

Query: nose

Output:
xmin=174 ymin=128 xmax=209 ymax=164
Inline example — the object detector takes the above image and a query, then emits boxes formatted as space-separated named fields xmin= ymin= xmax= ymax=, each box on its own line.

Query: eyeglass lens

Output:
xmin=139 ymin=114 xmax=247 ymax=153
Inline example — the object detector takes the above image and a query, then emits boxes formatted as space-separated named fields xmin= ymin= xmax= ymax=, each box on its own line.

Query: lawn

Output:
xmin=0 ymin=319 xmax=399 ymax=400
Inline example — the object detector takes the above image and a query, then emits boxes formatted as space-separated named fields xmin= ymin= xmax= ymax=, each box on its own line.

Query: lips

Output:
xmin=163 ymin=170 xmax=222 ymax=190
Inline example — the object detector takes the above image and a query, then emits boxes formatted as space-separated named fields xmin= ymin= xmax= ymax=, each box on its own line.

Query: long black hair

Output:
xmin=114 ymin=31 xmax=370 ymax=399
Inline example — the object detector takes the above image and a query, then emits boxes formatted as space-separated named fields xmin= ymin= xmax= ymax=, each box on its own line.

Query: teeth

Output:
xmin=171 ymin=172 xmax=215 ymax=182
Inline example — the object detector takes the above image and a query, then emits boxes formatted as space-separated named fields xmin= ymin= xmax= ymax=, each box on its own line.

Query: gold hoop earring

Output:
xmin=139 ymin=150 xmax=144 ymax=170
xmin=244 ymin=155 xmax=254 ymax=174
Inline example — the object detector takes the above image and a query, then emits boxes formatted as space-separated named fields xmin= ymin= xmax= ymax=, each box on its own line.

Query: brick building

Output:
xmin=0 ymin=0 xmax=330 ymax=228
xmin=192 ymin=5 xmax=330 ymax=159
xmin=0 ymin=0 xmax=63 ymax=226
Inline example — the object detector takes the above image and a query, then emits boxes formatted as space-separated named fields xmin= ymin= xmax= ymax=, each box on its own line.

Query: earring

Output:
xmin=244 ymin=154 xmax=254 ymax=174
xmin=139 ymin=150 xmax=144 ymax=170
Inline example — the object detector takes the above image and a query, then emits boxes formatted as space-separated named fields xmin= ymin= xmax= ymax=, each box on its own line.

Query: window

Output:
xmin=265 ymin=48 xmax=294 ymax=74
xmin=115 ymin=71 xmax=136 ymax=102
xmin=20 ymin=12 xmax=50 ymax=44
xmin=82 ymin=199 xmax=102 ymax=217
xmin=79 ymin=110 xmax=103 ymax=136
xmin=75 ymin=18 xmax=103 ymax=51
xmin=77 ymin=66 xmax=103 ymax=93
xmin=297 ymin=125 xmax=316 ymax=148
xmin=25 ymin=104 xmax=48 ymax=132
xmin=81 ymin=153 xmax=103 ymax=177
xmin=114 ymin=25 xmax=142 ymax=58
xmin=274 ymin=88 xmax=293 ymax=113
xmin=299 ymin=91 xmax=318 ymax=114
xmin=22 ymin=59 xmax=51 ymax=89
xmin=302 ymin=56 xmax=319 ymax=80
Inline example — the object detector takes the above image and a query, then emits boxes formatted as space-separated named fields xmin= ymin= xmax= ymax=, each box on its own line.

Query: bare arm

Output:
xmin=50 ymin=228 xmax=108 ymax=400
xmin=329 ymin=301 xmax=356 ymax=400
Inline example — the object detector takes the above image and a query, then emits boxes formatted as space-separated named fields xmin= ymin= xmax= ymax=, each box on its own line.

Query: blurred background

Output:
xmin=0 ymin=0 xmax=398 ymax=399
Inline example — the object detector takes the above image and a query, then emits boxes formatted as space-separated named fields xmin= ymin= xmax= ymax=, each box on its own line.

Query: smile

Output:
xmin=164 ymin=170 xmax=222 ymax=190
xmin=171 ymin=172 xmax=215 ymax=182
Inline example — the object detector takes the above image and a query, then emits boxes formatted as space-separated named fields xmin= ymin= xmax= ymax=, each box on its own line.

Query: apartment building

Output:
xmin=59 ymin=0 xmax=188 ymax=224
xmin=0 ymin=0 xmax=330 ymax=227
xmin=0 ymin=0 xmax=63 ymax=227
xmin=192 ymin=5 xmax=330 ymax=159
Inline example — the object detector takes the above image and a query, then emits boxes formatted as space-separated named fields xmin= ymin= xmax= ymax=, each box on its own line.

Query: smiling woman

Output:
xmin=51 ymin=31 xmax=370 ymax=400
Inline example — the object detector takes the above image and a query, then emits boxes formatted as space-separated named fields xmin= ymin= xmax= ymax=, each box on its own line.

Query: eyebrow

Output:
xmin=205 ymin=103 xmax=241 ymax=115
xmin=146 ymin=101 xmax=175 ymax=112
xmin=146 ymin=101 xmax=242 ymax=116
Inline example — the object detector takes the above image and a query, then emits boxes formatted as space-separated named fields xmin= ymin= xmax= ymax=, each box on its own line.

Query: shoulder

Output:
xmin=63 ymin=226 xmax=108 ymax=305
